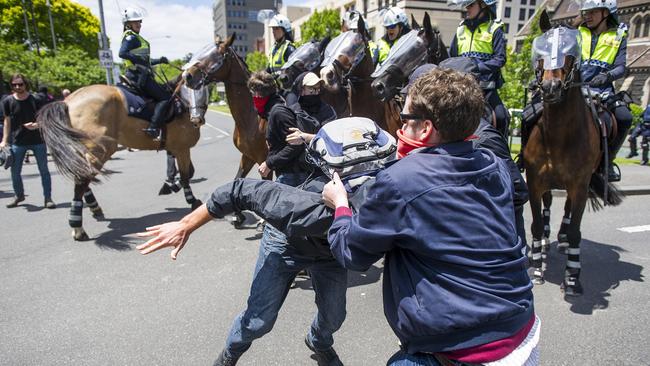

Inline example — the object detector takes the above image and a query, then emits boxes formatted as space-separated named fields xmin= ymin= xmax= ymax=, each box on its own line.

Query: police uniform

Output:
xmin=119 ymin=29 xmax=171 ymax=136
xmin=450 ymin=15 xmax=509 ymax=137
xmin=628 ymin=106 xmax=650 ymax=164
xmin=267 ymin=39 xmax=295 ymax=75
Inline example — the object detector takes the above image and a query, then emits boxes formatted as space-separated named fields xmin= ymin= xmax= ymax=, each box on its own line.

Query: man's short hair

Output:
xmin=248 ymin=71 xmax=277 ymax=97
xmin=407 ymin=68 xmax=484 ymax=142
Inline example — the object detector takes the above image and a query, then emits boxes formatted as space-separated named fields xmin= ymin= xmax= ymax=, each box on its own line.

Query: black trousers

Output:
xmin=485 ymin=89 xmax=509 ymax=138
xmin=126 ymin=69 xmax=172 ymax=128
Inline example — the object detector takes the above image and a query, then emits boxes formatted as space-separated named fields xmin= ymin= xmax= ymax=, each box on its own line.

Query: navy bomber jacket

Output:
xmin=328 ymin=141 xmax=534 ymax=354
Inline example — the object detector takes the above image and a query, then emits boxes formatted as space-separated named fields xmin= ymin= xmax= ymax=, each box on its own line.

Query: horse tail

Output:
xmin=37 ymin=101 xmax=103 ymax=183
xmin=588 ymin=173 xmax=624 ymax=211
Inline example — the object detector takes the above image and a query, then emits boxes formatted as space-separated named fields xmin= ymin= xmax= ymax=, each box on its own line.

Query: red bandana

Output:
xmin=252 ymin=95 xmax=270 ymax=115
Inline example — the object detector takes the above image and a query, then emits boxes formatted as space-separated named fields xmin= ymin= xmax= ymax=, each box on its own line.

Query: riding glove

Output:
xmin=159 ymin=56 xmax=169 ymax=64
xmin=589 ymin=73 xmax=612 ymax=88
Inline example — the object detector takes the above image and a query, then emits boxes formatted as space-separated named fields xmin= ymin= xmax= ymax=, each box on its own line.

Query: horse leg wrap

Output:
xmin=83 ymin=191 xmax=102 ymax=215
xmin=183 ymin=187 xmax=196 ymax=204
xmin=69 ymin=200 xmax=83 ymax=228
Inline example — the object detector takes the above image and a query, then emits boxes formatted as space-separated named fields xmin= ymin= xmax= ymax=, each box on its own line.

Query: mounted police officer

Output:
xmin=342 ymin=10 xmax=381 ymax=65
xmin=118 ymin=7 xmax=171 ymax=140
xmin=448 ymin=0 xmax=509 ymax=138
xmin=376 ymin=7 xmax=411 ymax=64
xmin=266 ymin=14 xmax=295 ymax=77
xmin=519 ymin=0 xmax=632 ymax=181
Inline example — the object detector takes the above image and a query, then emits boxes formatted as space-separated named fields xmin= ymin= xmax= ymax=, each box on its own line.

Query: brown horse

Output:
xmin=182 ymin=35 xmax=267 ymax=181
xmin=37 ymin=79 xmax=206 ymax=241
xmin=371 ymin=13 xmax=449 ymax=102
xmin=524 ymin=12 xmax=622 ymax=296
xmin=320 ymin=20 xmax=401 ymax=135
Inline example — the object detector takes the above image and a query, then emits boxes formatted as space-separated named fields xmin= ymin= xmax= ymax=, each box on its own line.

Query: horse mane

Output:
xmin=228 ymin=47 xmax=252 ymax=78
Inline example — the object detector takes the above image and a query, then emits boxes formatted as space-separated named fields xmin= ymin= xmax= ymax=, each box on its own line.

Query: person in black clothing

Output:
xmin=285 ymin=72 xmax=336 ymax=146
xmin=34 ymin=86 xmax=54 ymax=106
xmin=0 ymin=74 xmax=55 ymax=209
xmin=248 ymin=71 xmax=308 ymax=187
xmin=118 ymin=7 xmax=171 ymax=139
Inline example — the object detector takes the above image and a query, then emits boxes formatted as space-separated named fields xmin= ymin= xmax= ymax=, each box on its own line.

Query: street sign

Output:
xmin=98 ymin=49 xmax=113 ymax=68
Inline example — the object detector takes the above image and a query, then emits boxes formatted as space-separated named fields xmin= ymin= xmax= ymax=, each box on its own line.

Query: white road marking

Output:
xmin=205 ymin=110 xmax=231 ymax=136
xmin=617 ymin=225 xmax=650 ymax=233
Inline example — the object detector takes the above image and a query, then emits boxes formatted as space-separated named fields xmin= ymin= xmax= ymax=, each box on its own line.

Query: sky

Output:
xmin=73 ymin=0 xmax=316 ymax=61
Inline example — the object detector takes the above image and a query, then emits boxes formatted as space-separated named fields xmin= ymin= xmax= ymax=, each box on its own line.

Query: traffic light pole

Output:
xmin=97 ymin=0 xmax=113 ymax=85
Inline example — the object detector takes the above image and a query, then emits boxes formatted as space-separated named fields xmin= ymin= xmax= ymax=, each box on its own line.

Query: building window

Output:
xmin=505 ymin=7 xmax=511 ymax=18
xmin=529 ymin=8 xmax=535 ymax=17
xmin=518 ymin=23 xmax=523 ymax=31
xmin=530 ymin=0 xmax=536 ymax=5
xmin=519 ymin=8 xmax=525 ymax=21
xmin=504 ymin=23 xmax=510 ymax=34
xmin=644 ymin=14 xmax=650 ymax=37
xmin=520 ymin=0 xmax=526 ymax=4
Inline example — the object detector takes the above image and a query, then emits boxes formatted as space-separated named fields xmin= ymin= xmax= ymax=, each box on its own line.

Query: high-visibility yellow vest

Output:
xmin=121 ymin=29 xmax=151 ymax=71
xmin=456 ymin=20 xmax=503 ymax=60
xmin=579 ymin=25 xmax=626 ymax=68
xmin=368 ymin=40 xmax=381 ymax=65
xmin=376 ymin=38 xmax=392 ymax=64
xmin=268 ymin=40 xmax=292 ymax=73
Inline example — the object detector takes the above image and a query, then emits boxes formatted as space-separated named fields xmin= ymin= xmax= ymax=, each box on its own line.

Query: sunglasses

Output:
xmin=11 ymin=83 xmax=25 ymax=87
xmin=386 ymin=24 xmax=398 ymax=30
xmin=399 ymin=113 xmax=423 ymax=123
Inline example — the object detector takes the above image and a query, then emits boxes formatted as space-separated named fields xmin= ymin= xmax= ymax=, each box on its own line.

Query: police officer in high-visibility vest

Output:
xmin=376 ymin=7 xmax=411 ymax=65
xmin=342 ymin=10 xmax=381 ymax=66
xmin=448 ymin=0 xmax=509 ymax=138
xmin=118 ymin=7 xmax=171 ymax=139
xmin=579 ymin=0 xmax=632 ymax=180
xmin=267 ymin=14 xmax=296 ymax=77
xmin=519 ymin=0 xmax=632 ymax=181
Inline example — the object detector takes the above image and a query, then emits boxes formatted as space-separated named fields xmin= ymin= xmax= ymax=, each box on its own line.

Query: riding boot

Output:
xmin=144 ymin=100 xmax=171 ymax=139
xmin=607 ymin=128 xmax=629 ymax=182
xmin=641 ymin=140 xmax=649 ymax=166
xmin=626 ymin=137 xmax=638 ymax=158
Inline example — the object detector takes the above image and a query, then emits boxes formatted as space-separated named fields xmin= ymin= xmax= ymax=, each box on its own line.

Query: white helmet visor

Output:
xmin=531 ymin=27 xmax=581 ymax=70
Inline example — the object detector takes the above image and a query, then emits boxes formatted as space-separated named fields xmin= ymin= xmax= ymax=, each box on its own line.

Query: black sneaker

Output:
xmin=626 ymin=151 xmax=638 ymax=158
xmin=6 ymin=195 xmax=25 ymax=208
xmin=305 ymin=335 xmax=343 ymax=366
xmin=607 ymin=162 xmax=621 ymax=182
xmin=212 ymin=350 xmax=238 ymax=366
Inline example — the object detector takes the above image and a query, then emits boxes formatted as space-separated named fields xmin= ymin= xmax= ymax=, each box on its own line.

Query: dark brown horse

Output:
xmin=319 ymin=21 xmax=400 ymax=134
xmin=371 ymin=12 xmax=448 ymax=102
xmin=276 ymin=38 xmax=350 ymax=118
xmin=37 ymin=78 xmax=207 ymax=240
xmin=524 ymin=12 xmax=623 ymax=296
xmin=183 ymin=34 xmax=267 ymax=181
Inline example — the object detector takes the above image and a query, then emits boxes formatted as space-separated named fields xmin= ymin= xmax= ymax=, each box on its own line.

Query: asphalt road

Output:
xmin=1 ymin=110 xmax=648 ymax=366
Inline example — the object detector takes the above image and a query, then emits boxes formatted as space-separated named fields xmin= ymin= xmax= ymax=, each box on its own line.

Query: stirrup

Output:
xmin=607 ymin=162 xmax=621 ymax=182
xmin=143 ymin=127 xmax=161 ymax=140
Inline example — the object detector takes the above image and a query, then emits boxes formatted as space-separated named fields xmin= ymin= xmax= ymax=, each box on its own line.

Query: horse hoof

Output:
xmin=532 ymin=277 xmax=545 ymax=285
xmin=561 ymin=279 xmax=583 ymax=297
xmin=158 ymin=183 xmax=173 ymax=195
xmin=91 ymin=208 xmax=104 ymax=219
xmin=71 ymin=228 xmax=89 ymax=241
xmin=191 ymin=199 xmax=203 ymax=211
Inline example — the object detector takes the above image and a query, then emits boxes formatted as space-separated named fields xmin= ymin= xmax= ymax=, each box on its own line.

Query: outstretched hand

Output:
xmin=286 ymin=127 xmax=310 ymax=145
xmin=136 ymin=221 xmax=190 ymax=260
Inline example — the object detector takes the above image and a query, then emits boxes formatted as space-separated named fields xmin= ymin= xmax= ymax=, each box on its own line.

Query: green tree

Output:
xmin=245 ymin=51 xmax=267 ymax=72
xmin=0 ymin=0 xmax=101 ymax=57
xmin=0 ymin=39 xmax=104 ymax=94
xmin=299 ymin=9 xmax=341 ymax=43
xmin=500 ymin=11 xmax=543 ymax=111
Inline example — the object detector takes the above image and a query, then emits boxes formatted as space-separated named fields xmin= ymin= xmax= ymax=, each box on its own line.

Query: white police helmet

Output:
xmin=581 ymin=0 xmax=617 ymax=14
xmin=268 ymin=14 xmax=292 ymax=33
xmin=344 ymin=10 xmax=366 ymax=30
xmin=122 ymin=7 xmax=145 ymax=24
xmin=382 ymin=7 xmax=408 ymax=27
xmin=447 ymin=0 xmax=496 ymax=9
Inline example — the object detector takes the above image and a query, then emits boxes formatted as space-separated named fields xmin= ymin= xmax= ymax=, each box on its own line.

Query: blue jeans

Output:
xmin=387 ymin=351 xmax=471 ymax=366
xmin=224 ymin=225 xmax=348 ymax=358
xmin=275 ymin=172 xmax=308 ymax=187
xmin=10 ymin=143 xmax=52 ymax=199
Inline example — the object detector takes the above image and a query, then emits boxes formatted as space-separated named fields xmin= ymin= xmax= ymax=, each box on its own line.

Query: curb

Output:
xmin=551 ymin=186 xmax=650 ymax=197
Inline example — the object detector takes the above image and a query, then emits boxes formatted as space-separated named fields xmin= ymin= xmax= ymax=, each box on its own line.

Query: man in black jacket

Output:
xmin=249 ymin=71 xmax=309 ymax=187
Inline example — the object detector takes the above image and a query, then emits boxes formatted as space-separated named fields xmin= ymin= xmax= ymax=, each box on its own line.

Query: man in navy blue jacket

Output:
xmin=323 ymin=68 xmax=537 ymax=365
